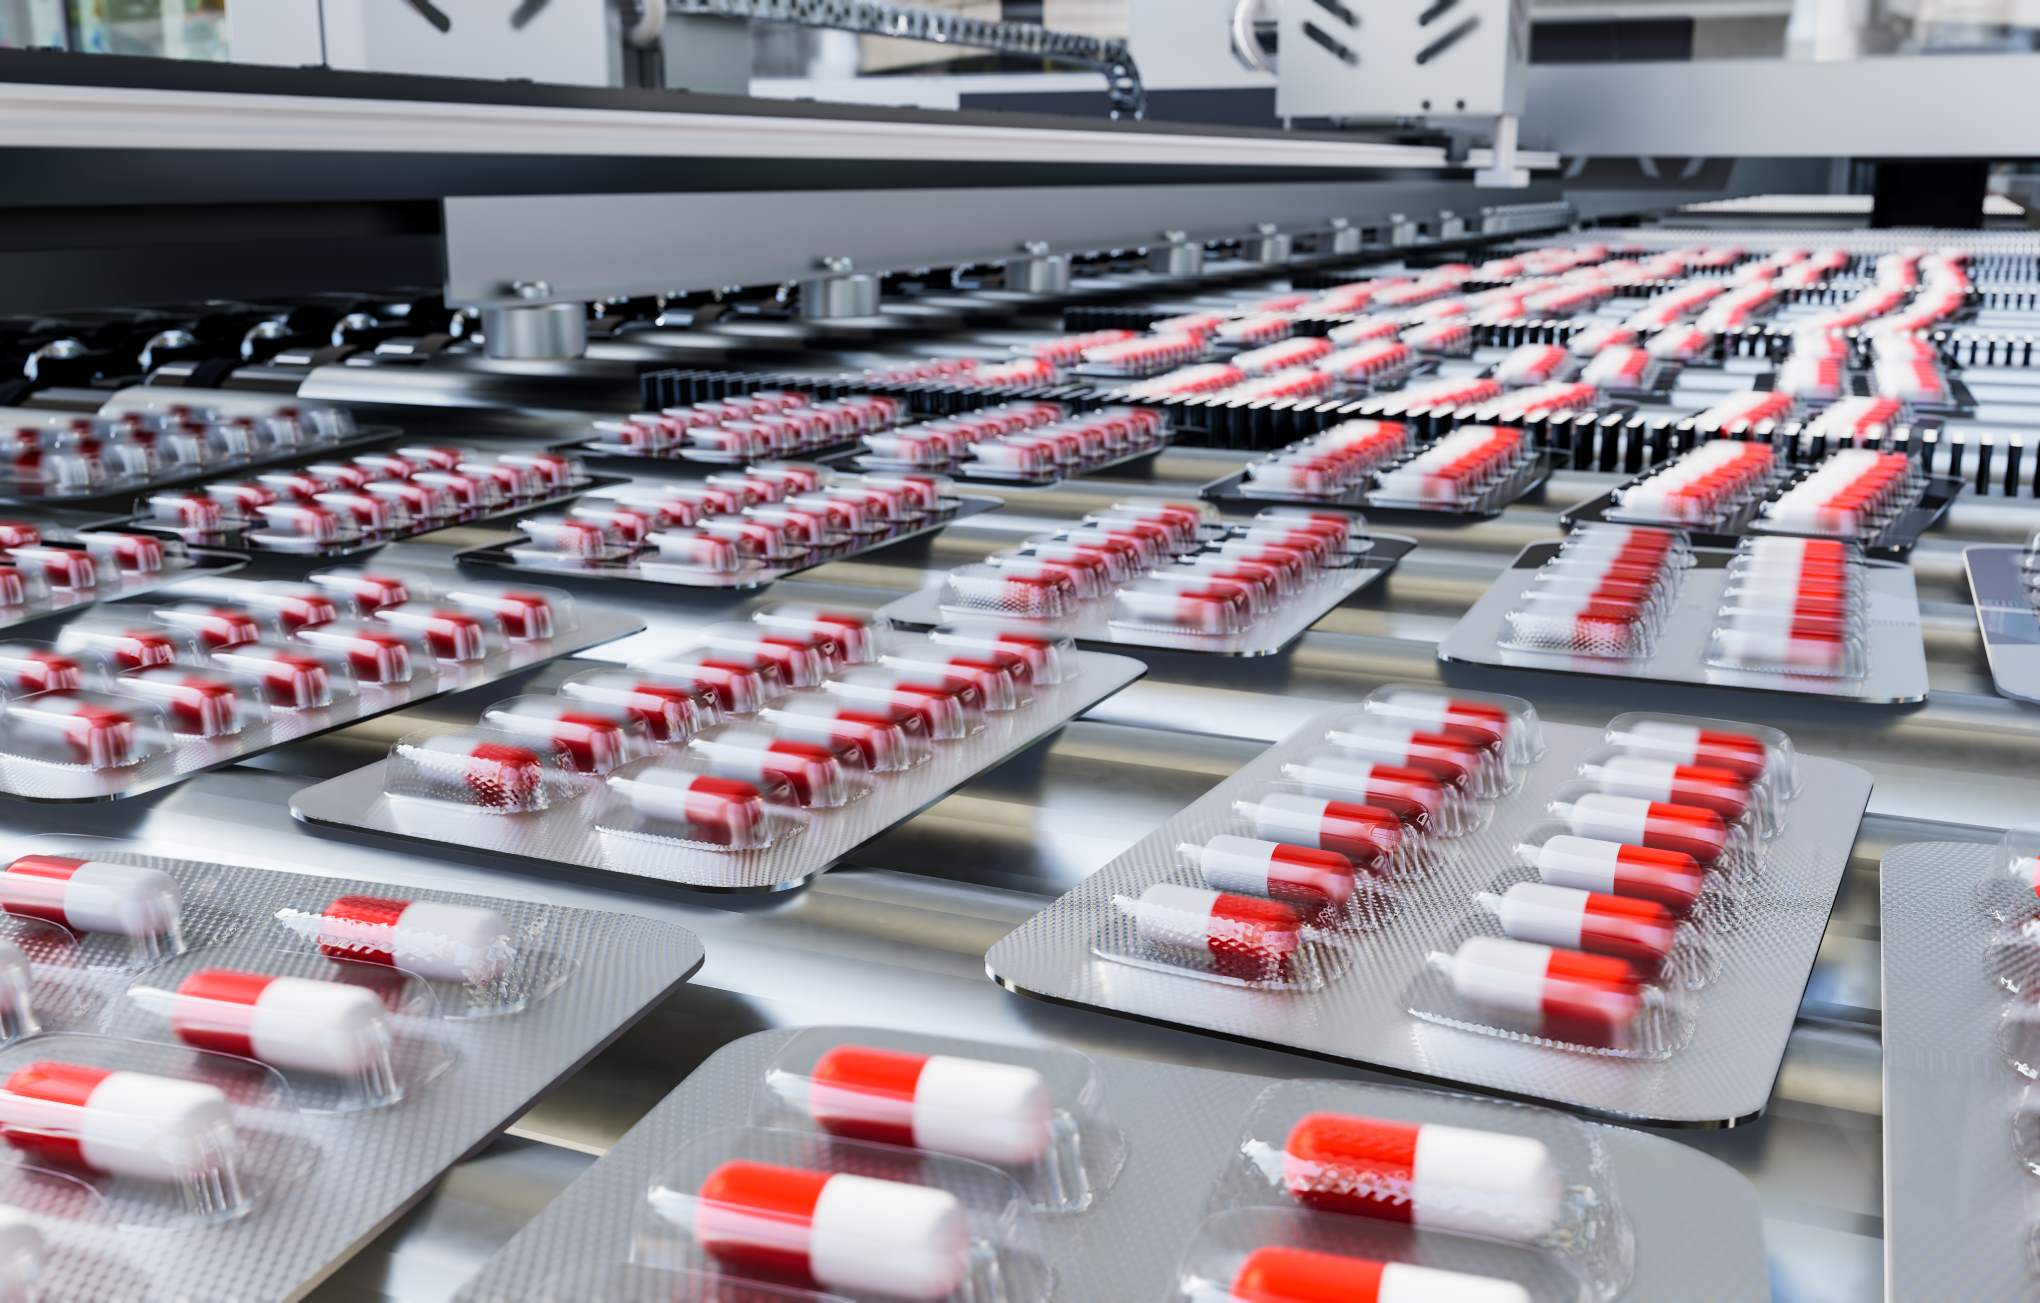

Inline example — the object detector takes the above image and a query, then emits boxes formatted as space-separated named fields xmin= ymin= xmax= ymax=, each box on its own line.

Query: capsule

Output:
xmin=559 ymin=672 xmax=714 ymax=743
xmin=231 ymin=584 xmax=338 ymax=632
xmin=117 ymin=668 xmax=246 ymax=737
xmin=482 ymin=700 xmax=642 ymax=775
xmin=762 ymin=698 xmax=919 ymax=772
xmin=755 ymin=608 xmax=880 ymax=665
xmin=1370 ymin=690 xmax=1519 ymax=757
xmin=1433 ymin=935 xmax=1645 ymax=1047
xmin=686 ymin=1161 xmax=970 ymax=1300
xmin=313 ymin=894 xmax=514 ymax=984
xmin=9 ymin=547 xmax=96 ymax=591
xmin=151 ymin=604 xmax=268 ymax=651
xmin=928 ymin=626 xmax=1070 ymax=686
xmin=0 ymin=854 xmax=181 ymax=937
xmin=824 ymin=672 xmax=979 ymax=742
xmin=166 ymin=969 xmax=391 ymax=1077
xmin=447 ymin=589 xmax=556 ymax=641
xmin=805 ymin=1043 xmax=1054 ymax=1165
xmin=374 ymin=608 xmax=494 ymax=662
xmin=1183 ymin=834 xmax=1355 ymax=912
xmin=1322 ymin=723 xmax=1484 ymax=790
xmin=1279 ymin=755 xmax=1446 ymax=829
xmin=1479 ymin=882 xmax=1678 ymax=970
xmin=1522 ymin=834 xmax=1704 ymax=913
xmin=1581 ymin=755 xmax=1750 ymax=821
xmin=693 ymin=626 xmax=829 ymax=689
xmin=882 ymin=651 xmax=1026 ymax=712
xmin=1712 ymin=619 xmax=1848 ymax=674
xmin=293 ymin=622 xmax=416 ymax=685
xmin=308 ymin=571 xmax=414 ymax=612
xmin=210 ymin=644 xmax=340 ymax=710
xmin=1234 ymin=793 xmax=1404 ymax=869
xmin=1278 ymin=1109 xmax=1563 ymax=1240
xmin=406 ymin=734 xmax=550 ymax=809
xmin=0 ymin=1062 xmax=235 ymax=1185
xmin=1615 ymin=720 xmax=1769 ymax=782
xmin=689 ymin=730 xmax=849 ymax=808
xmin=4 ymin=694 xmax=161 ymax=768
xmin=1557 ymin=792 xmax=1730 ymax=863
xmin=1127 ymin=882 xmax=1302 ymax=976
xmin=642 ymin=660 xmax=770 ymax=716
xmin=612 ymin=768 xmax=771 ymax=845
xmin=1227 ymin=1246 xmax=1531 ymax=1303
xmin=0 ymin=647 xmax=84 ymax=694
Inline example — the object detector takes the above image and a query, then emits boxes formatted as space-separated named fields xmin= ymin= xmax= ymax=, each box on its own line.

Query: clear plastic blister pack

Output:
xmin=1703 ymin=537 xmax=1869 ymax=679
xmin=1089 ymin=688 xmax=1542 ymax=993
xmin=1406 ymin=712 xmax=1798 ymax=1060
xmin=1749 ymin=447 xmax=1928 ymax=542
xmin=1195 ymin=1079 xmax=1635 ymax=1303
xmin=1601 ymin=442 xmax=1785 ymax=530
xmin=986 ymin=698 xmax=1869 ymax=1122
xmin=1366 ymin=426 xmax=1541 ymax=513
xmin=0 ymin=513 xmax=239 ymax=634
xmin=122 ymin=443 xmax=607 ymax=558
xmin=291 ymin=607 xmax=1147 ymax=892
xmin=584 ymin=392 xmax=903 ymax=462
xmin=0 ymin=571 xmax=638 ymax=801
xmin=1501 ymin=525 xmax=1691 ymax=659
xmin=0 ymin=833 xmax=702 ymax=1299
xmin=840 ymin=401 xmax=1168 ymax=487
xmin=0 ymin=390 xmax=376 ymax=506
xmin=636 ymin=1126 xmax=1055 ymax=1302
xmin=460 ymin=1023 xmax=1773 ymax=1302
xmin=1440 ymin=535 xmax=1928 ymax=703
xmin=463 ymin=462 xmax=996 ymax=590
xmin=885 ymin=504 xmax=1416 ymax=657
xmin=1234 ymin=420 xmax=1412 ymax=501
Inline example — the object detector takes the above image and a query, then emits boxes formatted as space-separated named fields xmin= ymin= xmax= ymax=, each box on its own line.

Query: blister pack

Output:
xmin=0 ymin=571 xmax=637 ymax=801
xmin=119 ymin=442 xmax=611 ymax=558
xmin=583 ymin=391 xmax=903 ymax=462
xmin=291 ymin=606 xmax=1146 ymax=892
xmin=884 ymin=504 xmax=1416 ymax=657
xmin=1440 ymin=537 xmax=1928 ymax=703
xmin=1750 ymin=447 xmax=1928 ymax=541
xmin=1235 ymin=420 xmax=1412 ymax=500
xmin=0 ymin=513 xmax=241 ymax=634
xmin=0 ymin=389 xmax=381 ymax=506
xmin=0 ymin=834 xmax=701 ymax=1299
xmin=461 ymin=466 xmax=999 ymax=590
xmin=1965 ymin=535 xmax=2040 ymax=706
xmin=1601 ymin=442 xmax=1784 ymax=529
xmin=987 ymin=699 xmax=1869 ymax=1122
xmin=459 ymin=1028 xmax=1770 ymax=1302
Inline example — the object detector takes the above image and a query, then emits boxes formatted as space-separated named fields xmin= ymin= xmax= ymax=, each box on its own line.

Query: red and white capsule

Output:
xmin=1581 ymin=754 xmax=1751 ymax=821
xmin=1183 ymin=834 xmax=1356 ymax=913
xmin=293 ymin=622 xmax=415 ymax=684
xmin=689 ymin=730 xmax=849 ymax=808
xmin=1478 ymin=882 xmax=1678 ymax=970
xmin=165 ymin=968 xmax=391 ymax=1077
xmin=1234 ymin=792 xmax=1404 ymax=869
xmin=0 ymin=1061 xmax=234 ymax=1184
xmin=1433 ymin=935 xmax=1646 ymax=1046
xmin=1277 ymin=1109 xmax=1563 ymax=1240
xmin=117 ymin=668 xmax=246 ymax=737
xmin=1125 ymin=882 xmax=1303 ymax=976
xmin=482 ymin=700 xmax=641 ymax=775
xmin=1226 ymin=1246 xmax=1531 ymax=1303
xmin=0 ymin=854 xmax=181 ymax=937
xmin=613 ymin=768 xmax=771 ymax=846
xmin=210 ymin=644 xmax=339 ymax=710
xmin=405 ymin=734 xmax=551 ymax=810
xmin=374 ymin=607 xmax=494 ymax=662
xmin=804 ymin=1043 xmax=1054 ymax=1166
xmin=1281 ymin=755 xmax=1445 ymax=829
xmin=1557 ymin=792 xmax=1731 ymax=863
xmin=1522 ymin=834 xmax=1705 ymax=914
xmin=312 ymin=894 xmax=514 ymax=984
xmin=683 ymin=1161 xmax=971 ymax=1300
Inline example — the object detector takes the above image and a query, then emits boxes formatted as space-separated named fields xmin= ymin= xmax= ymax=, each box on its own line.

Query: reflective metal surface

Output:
xmin=49 ymin=432 xmax=1984 ymax=1301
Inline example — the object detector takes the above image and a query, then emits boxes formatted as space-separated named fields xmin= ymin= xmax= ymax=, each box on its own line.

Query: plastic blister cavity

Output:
xmin=1502 ymin=526 xmax=1686 ymax=659
xmin=638 ymin=1126 xmax=1053 ymax=1301
xmin=1095 ymin=882 xmax=1344 ymax=991
xmin=272 ymin=888 xmax=568 ymax=1020
xmin=600 ymin=758 xmax=803 ymax=852
xmin=0 ymin=691 xmax=174 ymax=770
xmin=119 ymin=942 xmax=454 ymax=1114
xmin=0 ymin=851 xmax=186 ymax=969
xmin=384 ymin=726 xmax=588 ymax=811
xmin=1361 ymin=687 xmax=1544 ymax=771
xmin=1705 ymin=537 xmax=1869 ymax=679
xmin=1368 ymin=427 xmax=1532 ymax=511
xmin=0 ymin=1032 xmax=312 ymax=1227
xmin=1214 ymin=1079 xmax=1633 ymax=1302
xmin=1407 ymin=931 xmax=1691 ymax=1058
xmin=754 ymin=1027 xmax=1127 ymax=1214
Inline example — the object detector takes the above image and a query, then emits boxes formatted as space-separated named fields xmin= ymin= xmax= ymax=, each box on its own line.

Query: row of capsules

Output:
xmin=1502 ymin=524 xmax=1688 ymax=660
xmin=1366 ymin=426 xmax=1534 ymax=511
xmin=1690 ymin=390 xmax=1798 ymax=438
xmin=587 ymin=391 xmax=904 ymax=461
xmin=1705 ymin=536 xmax=1874 ymax=679
xmin=1238 ymin=420 xmax=1412 ymax=500
xmin=1754 ymin=446 xmax=1926 ymax=541
xmin=508 ymin=461 xmax=951 ymax=579
xmin=1103 ymin=689 xmax=1539 ymax=991
xmin=603 ymin=1031 xmax=1635 ymax=1303
xmin=1603 ymin=441 xmax=1784 ymax=528
xmin=859 ymin=403 xmax=1168 ymax=483
xmin=1770 ymin=330 xmax=1852 ymax=403
xmin=1414 ymin=712 xmax=1801 ymax=1057
xmin=1491 ymin=342 xmax=1576 ymax=390
xmin=1868 ymin=334 xmax=1955 ymax=406
xmin=380 ymin=604 xmax=1073 ymax=851
xmin=138 ymin=443 xmax=589 ymax=555
xmin=0 ymin=570 xmax=581 ymax=770
xmin=0 ymin=831 xmax=559 ymax=1268
xmin=938 ymin=501 xmax=1369 ymax=640
xmin=0 ymin=390 xmax=358 ymax=499
xmin=0 ymin=516 xmax=198 ymax=619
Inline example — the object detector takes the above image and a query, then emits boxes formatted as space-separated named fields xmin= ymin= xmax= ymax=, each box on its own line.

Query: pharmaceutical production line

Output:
xmin=9 ymin=26 xmax=2040 ymax=1302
